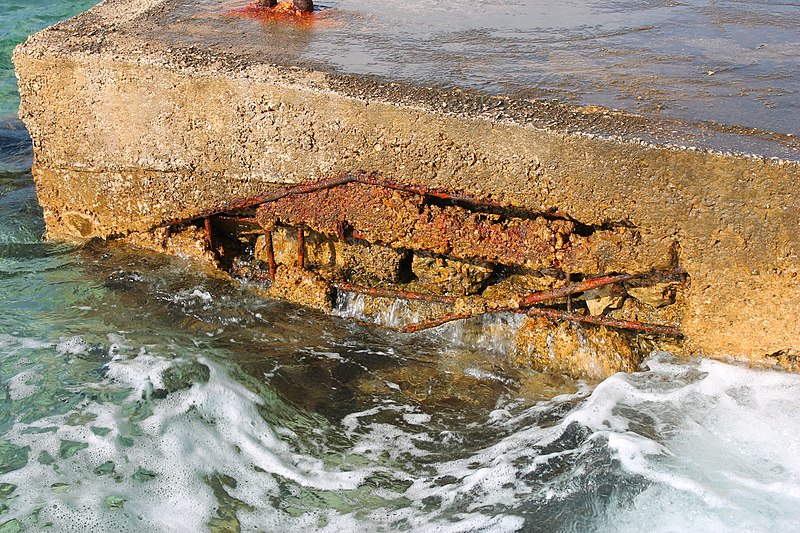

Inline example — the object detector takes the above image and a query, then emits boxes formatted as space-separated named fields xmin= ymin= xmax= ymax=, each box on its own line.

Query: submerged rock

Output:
xmin=160 ymin=361 xmax=211 ymax=393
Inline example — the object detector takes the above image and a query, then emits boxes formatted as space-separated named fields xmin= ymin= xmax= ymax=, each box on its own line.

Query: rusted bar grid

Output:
xmin=159 ymin=172 xmax=682 ymax=338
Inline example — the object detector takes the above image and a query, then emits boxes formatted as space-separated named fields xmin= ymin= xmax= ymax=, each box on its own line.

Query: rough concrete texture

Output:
xmin=12 ymin=0 xmax=800 ymax=362
xmin=123 ymin=225 xmax=218 ymax=265
xmin=410 ymin=255 xmax=492 ymax=297
xmin=514 ymin=316 xmax=641 ymax=380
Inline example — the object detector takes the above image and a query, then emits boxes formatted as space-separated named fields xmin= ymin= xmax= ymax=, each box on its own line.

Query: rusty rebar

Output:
xmin=296 ymin=227 xmax=305 ymax=269
xmin=523 ymin=307 xmax=683 ymax=336
xmin=332 ymin=269 xmax=682 ymax=336
xmin=265 ymin=231 xmax=277 ymax=281
xmin=382 ymin=305 xmax=681 ymax=336
xmin=159 ymin=172 xmax=511 ymax=228
xmin=204 ymin=218 xmax=213 ymax=249
xmin=396 ymin=312 xmax=478 ymax=333
xmin=516 ymin=272 xmax=638 ymax=308
xmin=335 ymin=272 xmax=644 ymax=321
xmin=215 ymin=215 xmax=259 ymax=224
xmin=254 ymin=172 xmax=508 ymax=209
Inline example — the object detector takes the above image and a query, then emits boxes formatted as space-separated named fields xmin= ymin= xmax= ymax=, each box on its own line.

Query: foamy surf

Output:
xmin=3 ymin=329 xmax=800 ymax=532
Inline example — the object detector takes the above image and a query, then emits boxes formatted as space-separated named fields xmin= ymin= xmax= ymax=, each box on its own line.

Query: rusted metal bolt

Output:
xmin=293 ymin=0 xmax=314 ymax=12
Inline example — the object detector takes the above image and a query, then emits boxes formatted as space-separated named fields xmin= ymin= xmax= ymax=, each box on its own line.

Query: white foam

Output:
xmin=402 ymin=413 xmax=432 ymax=426
xmin=5 ymin=329 xmax=800 ymax=532
xmin=169 ymin=287 xmax=214 ymax=310
xmin=0 ymin=333 xmax=52 ymax=352
xmin=6 ymin=370 xmax=38 ymax=400
xmin=55 ymin=336 xmax=91 ymax=356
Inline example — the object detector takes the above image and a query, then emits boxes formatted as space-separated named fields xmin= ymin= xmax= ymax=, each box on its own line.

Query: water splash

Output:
xmin=333 ymin=290 xmax=526 ymax=356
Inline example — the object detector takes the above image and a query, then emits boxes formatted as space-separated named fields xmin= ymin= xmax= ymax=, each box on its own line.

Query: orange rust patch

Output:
xmin=254 ymin=181 xmax=674 ymax=273
xmin=225 ymin=1 xmax=321 ymax=26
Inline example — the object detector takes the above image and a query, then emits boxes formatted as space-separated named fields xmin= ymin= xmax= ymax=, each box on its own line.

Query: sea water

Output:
xmin=2 ymin=1 xmax=800 ymax=531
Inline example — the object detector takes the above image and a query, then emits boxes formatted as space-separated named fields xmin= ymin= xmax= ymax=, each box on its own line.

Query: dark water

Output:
xmin=2 ymin=2 xmax=800 ymax=532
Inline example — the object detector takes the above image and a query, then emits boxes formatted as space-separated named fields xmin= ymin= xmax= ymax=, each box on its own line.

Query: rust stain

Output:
xmin=223 ymin=1 xmax=333 ymax=27
xmin=254 ymin=180 xmax=665 ymax=272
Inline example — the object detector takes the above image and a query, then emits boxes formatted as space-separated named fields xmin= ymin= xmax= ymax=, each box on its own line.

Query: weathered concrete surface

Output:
xmin=12 ymin=0 xmax=800 ymax=362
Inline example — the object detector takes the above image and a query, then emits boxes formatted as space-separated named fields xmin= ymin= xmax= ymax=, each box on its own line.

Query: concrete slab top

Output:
xmin=22 ymin=0 xmax=800 ymax=160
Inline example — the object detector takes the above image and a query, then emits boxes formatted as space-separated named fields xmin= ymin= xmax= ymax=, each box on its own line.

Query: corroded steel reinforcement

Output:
xmin=257 ymin=181 xmax=574 ymax=269
xmin=366 ymin=306 xmax=681 ymax=336
xmin=166 ymin=173 xmax=683 ymax=338
xmin=332 ymin=270 xmax=683 ymax=336
xmin=333 ymin=273 xmax=642 ymax=307
xmin=167 ymin=172 xmax=671 ymax=275
xmin=162 ymin=172 xmax=508 ymax=228
xmin=524 ymin=308 xmax=682 ymax=336
xmin=254 ymin=179 xmax=672 ymax=273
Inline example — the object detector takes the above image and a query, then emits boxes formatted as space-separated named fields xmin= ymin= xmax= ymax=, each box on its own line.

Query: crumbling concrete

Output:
xmin=12 ymin=0 xmax=800 ymax=365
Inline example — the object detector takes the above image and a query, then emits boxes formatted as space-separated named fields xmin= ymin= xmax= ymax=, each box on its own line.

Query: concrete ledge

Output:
xmin=13 ymin=0 xmax=800 ymax=361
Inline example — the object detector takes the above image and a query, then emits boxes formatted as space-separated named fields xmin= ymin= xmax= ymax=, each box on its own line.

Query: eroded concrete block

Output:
xmin=12 ymin=0 xmax=800 ymax=363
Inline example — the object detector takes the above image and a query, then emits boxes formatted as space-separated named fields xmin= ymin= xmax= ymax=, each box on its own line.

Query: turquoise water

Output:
xmin=2 ymin=2 xmax=800 ymax=532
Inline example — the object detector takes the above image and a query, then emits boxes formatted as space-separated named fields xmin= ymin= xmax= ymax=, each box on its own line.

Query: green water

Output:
xmin=2 ymin=2 xmax=800 ymax=532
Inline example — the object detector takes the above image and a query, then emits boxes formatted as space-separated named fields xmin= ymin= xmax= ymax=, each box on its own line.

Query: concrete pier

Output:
xmin=12 ymin=0 xmax=799 ymax=362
